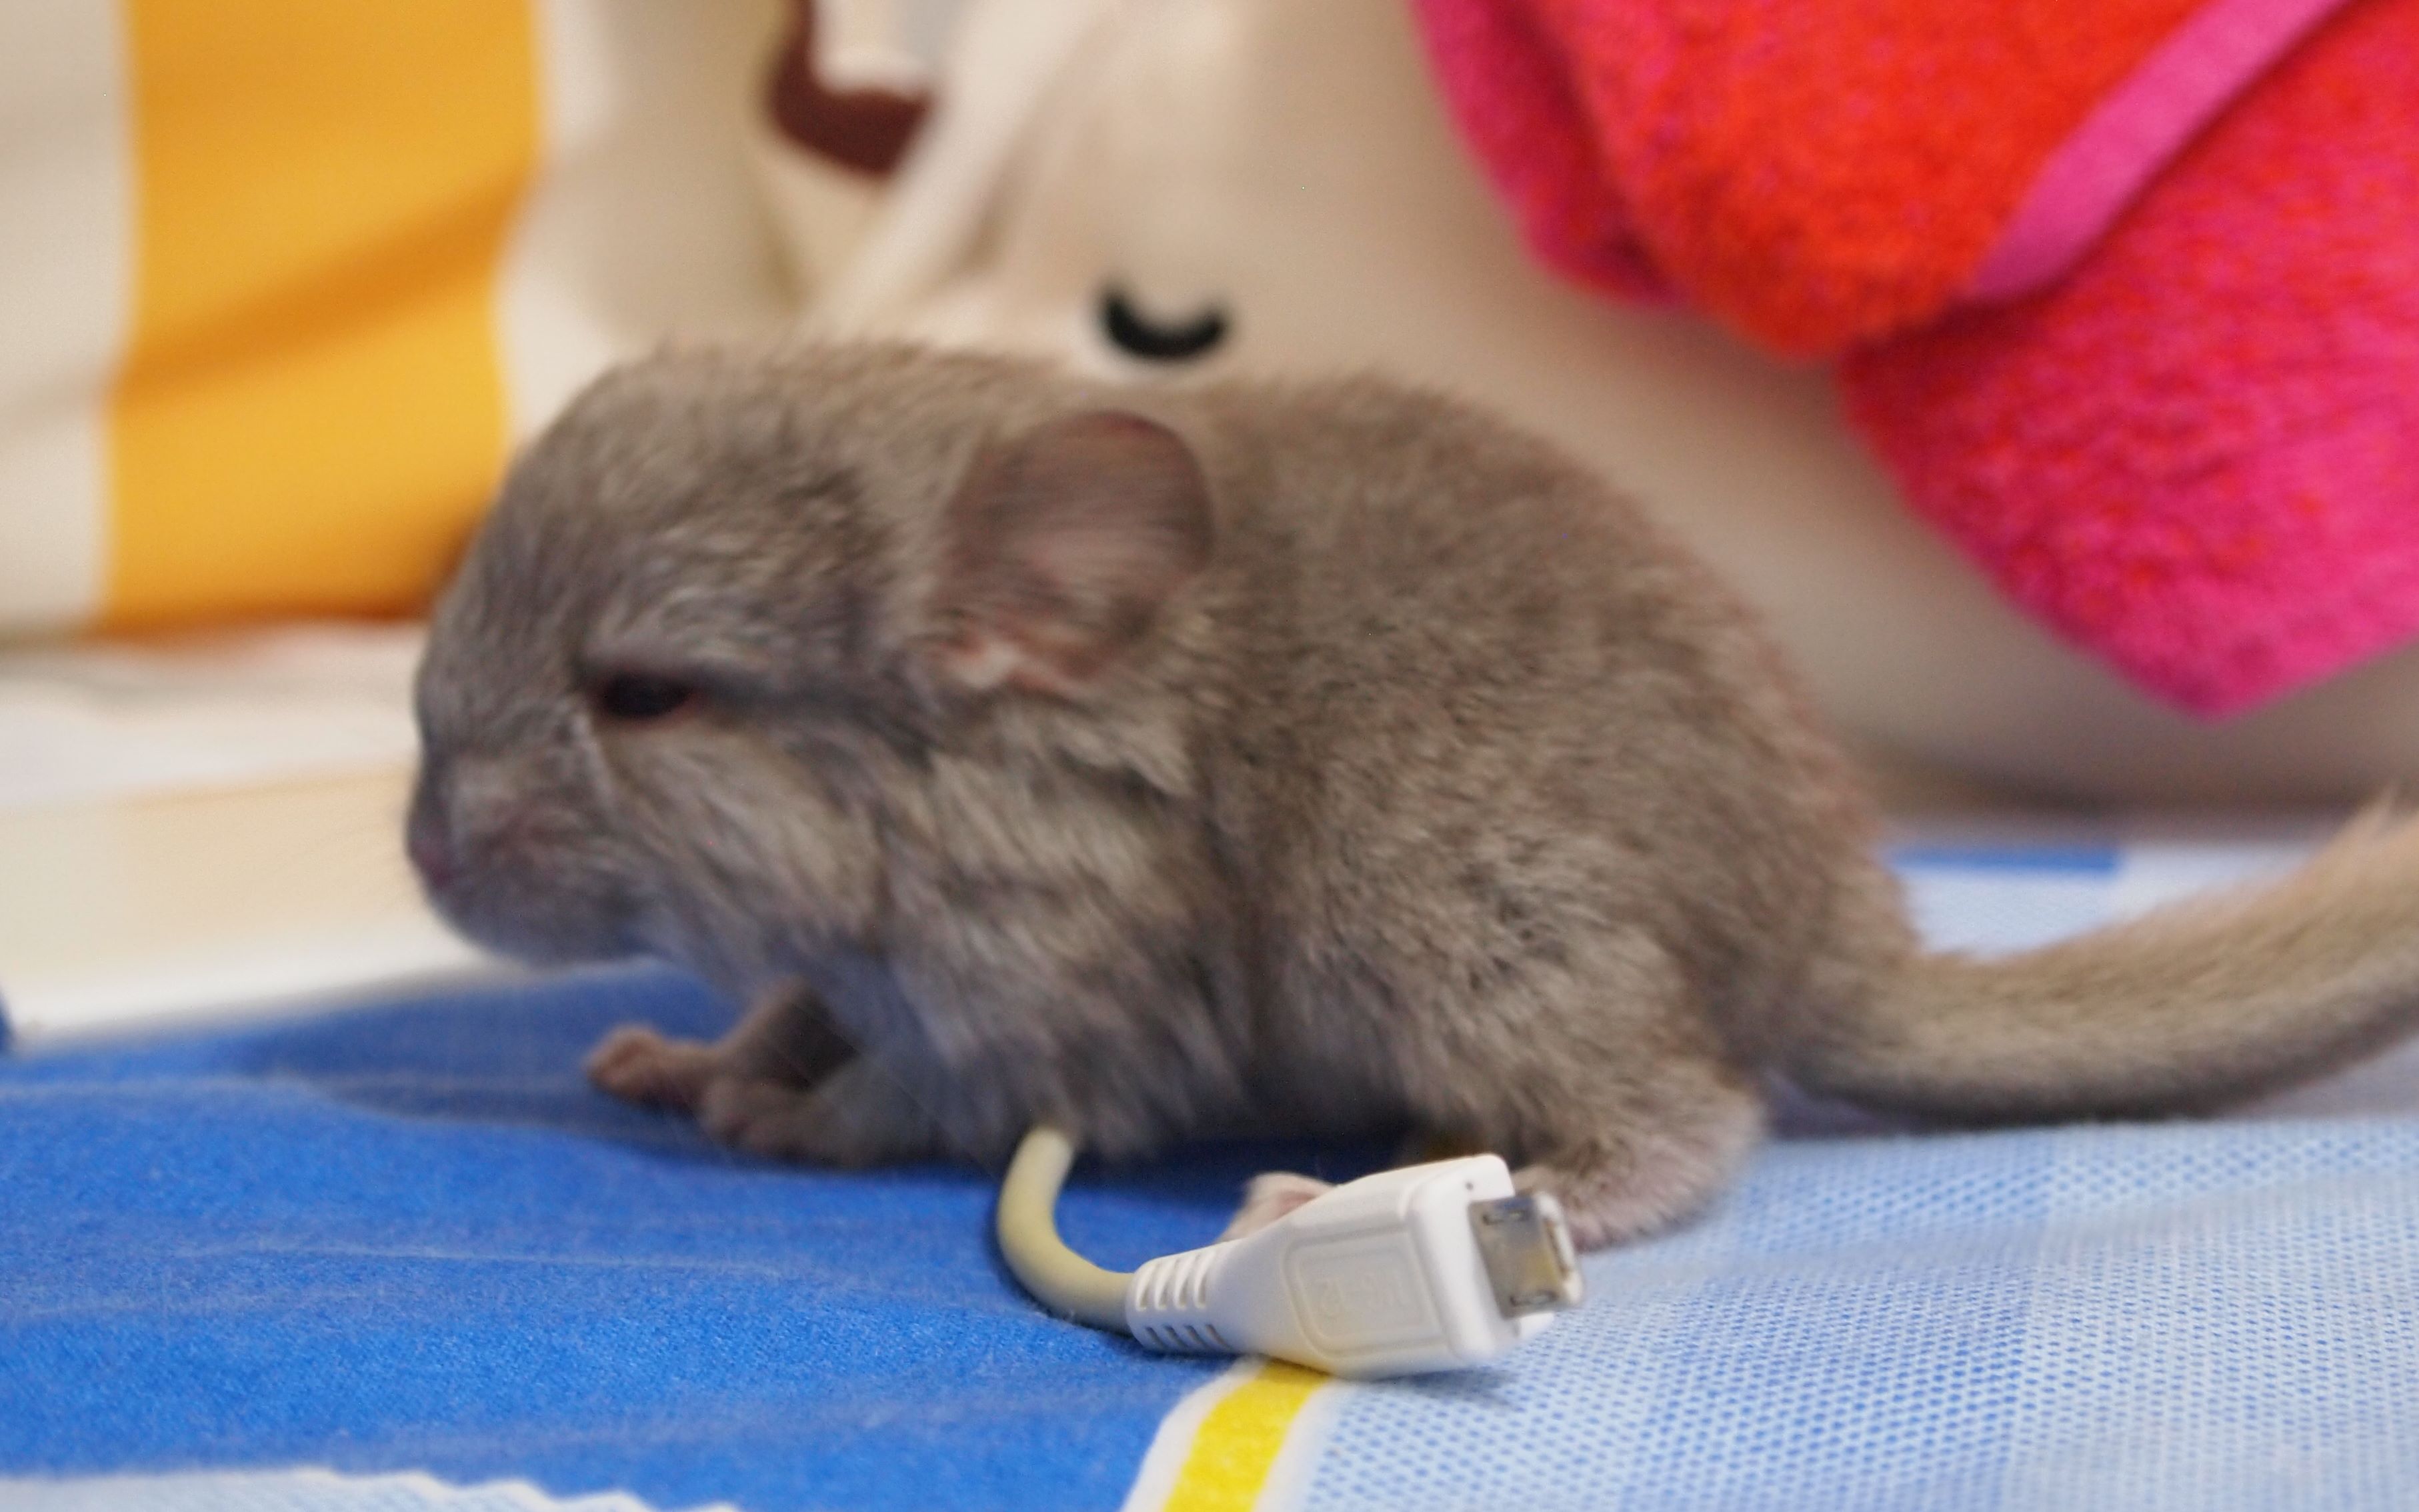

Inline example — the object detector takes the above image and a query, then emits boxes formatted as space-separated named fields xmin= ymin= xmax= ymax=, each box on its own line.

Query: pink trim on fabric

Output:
xmin=1966 ymin=0 xmax=2353 ymax=301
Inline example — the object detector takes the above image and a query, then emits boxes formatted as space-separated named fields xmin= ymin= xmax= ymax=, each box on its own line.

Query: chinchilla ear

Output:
xmin=925 ymin=411 xmax=1214 ymax=696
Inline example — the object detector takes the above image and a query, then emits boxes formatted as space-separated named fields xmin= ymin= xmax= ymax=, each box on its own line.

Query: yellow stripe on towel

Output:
xmin=1125 ymin=1359 xmax=1337 ymax=1512
xmin=105 ymin=0 xmax=538 ymax=628
xmin=1165 ymin=1360 xmax=1328 ymax=1511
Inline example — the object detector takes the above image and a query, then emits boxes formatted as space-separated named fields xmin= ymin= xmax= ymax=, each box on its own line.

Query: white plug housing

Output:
xmin=1121 ymin=1154 xmax=1581 ymax=1379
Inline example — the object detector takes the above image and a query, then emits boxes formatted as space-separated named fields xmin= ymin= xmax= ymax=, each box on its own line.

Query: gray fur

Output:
xmin=410 ymin=341 xmax=2419 ymax=1249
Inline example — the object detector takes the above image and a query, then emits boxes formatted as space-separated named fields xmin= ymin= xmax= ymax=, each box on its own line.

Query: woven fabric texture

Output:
xmin=7 ymin=826 xmax=2417 ymax=1509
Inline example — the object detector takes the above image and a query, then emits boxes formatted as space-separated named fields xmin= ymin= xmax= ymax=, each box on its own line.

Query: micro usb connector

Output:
xmin=1471 ymin=1192 xmax=1584 ymax=1319
xmin=997 ymin=1126 xmax=1584 ymax=1379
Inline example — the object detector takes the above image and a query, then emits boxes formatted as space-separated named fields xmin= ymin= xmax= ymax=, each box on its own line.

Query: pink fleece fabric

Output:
xmin=1966 ymin=0 xmax=2353 ymax=300
xmin=1415 ymin=0 xmax=2419 ymax=716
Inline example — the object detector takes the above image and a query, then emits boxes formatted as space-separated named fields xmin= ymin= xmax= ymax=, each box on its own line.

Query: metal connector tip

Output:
xmin=1469 ymin=1192 xmax=1584 ymax=1318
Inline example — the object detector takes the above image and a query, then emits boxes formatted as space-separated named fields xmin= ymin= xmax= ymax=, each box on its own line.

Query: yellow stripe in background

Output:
xmin=105 ymin=0 xmax=539 ymax=629
xmin=1161 ymin=1361 xmax=1330 ymax=1512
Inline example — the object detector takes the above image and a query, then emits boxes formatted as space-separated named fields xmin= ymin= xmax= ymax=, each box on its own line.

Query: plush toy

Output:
xmin=764 ymin=0 xmax=2419 ymax=805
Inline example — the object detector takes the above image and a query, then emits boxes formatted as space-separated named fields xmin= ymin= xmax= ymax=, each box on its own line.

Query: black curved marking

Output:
xmin=1099 ymin=285 xmax=1230 ymax=363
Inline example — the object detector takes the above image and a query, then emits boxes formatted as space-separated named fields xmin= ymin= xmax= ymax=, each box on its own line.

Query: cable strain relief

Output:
xmin=1124 ymin=1242 xmax=1236 ymax=1354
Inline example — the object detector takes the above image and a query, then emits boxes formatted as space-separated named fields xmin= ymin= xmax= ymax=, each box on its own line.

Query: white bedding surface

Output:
xmin=0 ymin=623 xmax=501 ymax=1044
xmin=0 ymin=622 xmax=425 ymax=812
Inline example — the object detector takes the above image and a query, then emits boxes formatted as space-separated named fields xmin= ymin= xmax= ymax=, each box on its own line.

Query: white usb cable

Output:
xmin=995 ymin=1125 xmax=1582 ymax=1379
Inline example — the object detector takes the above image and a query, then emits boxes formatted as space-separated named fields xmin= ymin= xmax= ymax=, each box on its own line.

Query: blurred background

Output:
xmin=3 ymin=0 xmax=2412 ymax=1041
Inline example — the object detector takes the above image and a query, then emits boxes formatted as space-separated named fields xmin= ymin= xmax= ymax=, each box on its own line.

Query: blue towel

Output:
xmin=0 ymin=967 xmax=1330 ymax=1511
xmin=7 ymin=827 xmax=2419 ymax=1510
xmin=1300 ymin=1119 xmax=2419 ymax=1510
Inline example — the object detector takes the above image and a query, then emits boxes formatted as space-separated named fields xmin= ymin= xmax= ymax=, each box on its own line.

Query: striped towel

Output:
xmin=0 ymin=2 xmax=787 ymax=637
xmin=7 ymin=821 xmax=2419 ymax=1510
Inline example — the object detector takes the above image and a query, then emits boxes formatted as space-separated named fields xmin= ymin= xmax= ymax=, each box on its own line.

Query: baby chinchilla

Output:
xmin=409 ymin=341 xmax=2419 ymax=1248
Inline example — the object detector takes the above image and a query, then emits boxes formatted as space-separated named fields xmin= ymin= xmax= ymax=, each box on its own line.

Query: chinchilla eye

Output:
xmin=1099 ymin=284 xmax=1229 ymax=363
xmin=591 ymin=671 xmax=697 ymax=723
